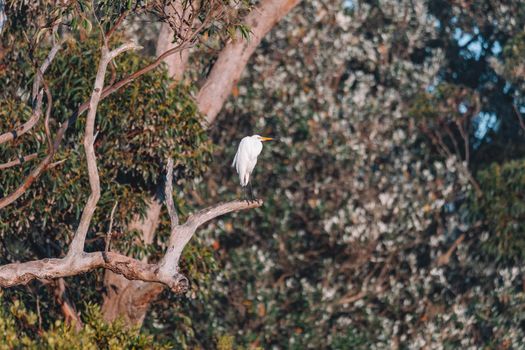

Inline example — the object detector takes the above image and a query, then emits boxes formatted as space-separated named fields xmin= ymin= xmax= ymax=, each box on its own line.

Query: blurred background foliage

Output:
xmin=1 ymin=0 xmax=525 ymax=349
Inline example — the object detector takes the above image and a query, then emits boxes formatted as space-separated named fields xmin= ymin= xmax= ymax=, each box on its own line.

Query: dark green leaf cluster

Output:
xmin=408 ymin=83 xmax=479 ymax=125
xmin=4 ymin=0 xmax=146 ymax=41
xmin=471 ymin=159 xmax=525 ymax=262
xmin=0 ymin=35 xmax=212 ymax=265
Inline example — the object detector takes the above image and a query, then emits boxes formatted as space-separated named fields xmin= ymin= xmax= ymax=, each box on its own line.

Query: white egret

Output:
xmin=232 ymin=135 xmax=273 ymax=200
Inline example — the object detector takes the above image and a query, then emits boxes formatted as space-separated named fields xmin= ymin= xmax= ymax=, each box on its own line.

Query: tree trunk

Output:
xmin=197 ymin=0 xmax=301 ymax=124
xmin=101 ymin=198 xmax=164 ymax=325
xmin=101 ymin=276 xmax=164 ymax=325
xmin=100 ymin=0 xmax=301 ymax=327
xmin=156 ymin=22 xmax=189 ymax=81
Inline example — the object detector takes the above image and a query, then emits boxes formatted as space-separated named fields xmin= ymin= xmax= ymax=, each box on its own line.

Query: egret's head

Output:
xmin=253 ymin=135 xmax=273 ymax=142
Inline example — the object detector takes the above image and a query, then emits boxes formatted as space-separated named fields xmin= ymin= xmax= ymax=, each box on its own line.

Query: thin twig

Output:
xmin=48 ymin=158 xmax=67 ymax=169
xmin=37 ymin=67 xmax=54 ymax=152
xmin=0 ymin=153 xmax=38 ymax=170
xmin=0 ymin=39 xmax=62 ymax=145
xmin=512 ymin=104 xmax=525 ymax=133
xmin=165 ymin=158 xmax=179 ymax=229
xmin=105 ymin=201 xmax=118 ymax=252
xmin=36 ymin=295 xmax=42 ymax=332
xmin=436 ymin=234 xmax=465 ymax=266
xmin=105 ymin=10 xmax=129 ymax=39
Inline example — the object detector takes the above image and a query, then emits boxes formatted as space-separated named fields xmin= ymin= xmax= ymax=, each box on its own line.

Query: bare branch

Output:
xmin=0 ymin=39 xmax=62 ymax=145
xmin=53 ymin=278 xmax=83 ymax=331
xmin=105 ymin=201 xmax=119 ymax=252
xmin=0 ymin=251 xmax=187 ymax=293
xmin=165 ymin=158 xmax=179 ymax=229
xmin=436 ymin=234 xmax=465 ymax=266
xmin=0 ymin=198 xmax=261 ymax=291
xmin=184 ymin=200 xmax=262 ymax=231
xmin=0 ymin=92 xmax=43 ymax=145
xmin=0 ymin=35 xmax=198 ymax=209
xmin=38 ymin=66 xmax=54 ymax=152
xmin=159 ymin=199 xmax=263 ymax=275
xmin=105 ymin=10 xmax=129 ymax=40
xmin=0 ymin=152 xmax=54 ymax=209
xmin=0 ymin=153 xmax=38 ymax=170
xmin=157 ymin=22 xmax=190 ymax=81
xmin=32 ymin=40 xmax=63 ymax=100
xmin=67 ymin=42 xmax=141 ymax=257
xmin=156 ymin=0 xmax=192 ymax=81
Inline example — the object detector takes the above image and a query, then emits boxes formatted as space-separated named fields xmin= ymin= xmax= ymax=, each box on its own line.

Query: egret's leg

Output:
xmin=248 ymin=182 xmax=255 ymax=201
xmin=243 ymin=185 xmax=249 ymax=202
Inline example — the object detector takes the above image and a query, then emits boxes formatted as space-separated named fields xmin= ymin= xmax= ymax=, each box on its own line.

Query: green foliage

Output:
xmin=0 ymin=294 xmax=171 ymax=349
xmin=331 ymin=328 xmax=369 ymax=350
xmin=216 ymin=334 xmax=235 ymax=350
xmin=0 ymin=33 xmax=212 ymax=303
xmin=471 ymin=159 xmax=525 ymax=262
xmin=4 ymin=0 xmax=145 ymax=41
xmin=502 ymin=31 xmax=525 ymax=85
xmin=408 ymin=83 xmax=479 ymax=125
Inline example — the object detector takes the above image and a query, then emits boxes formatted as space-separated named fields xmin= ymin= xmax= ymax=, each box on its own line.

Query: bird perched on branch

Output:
xmin=232 ymin=135 xmax=273 ymax=200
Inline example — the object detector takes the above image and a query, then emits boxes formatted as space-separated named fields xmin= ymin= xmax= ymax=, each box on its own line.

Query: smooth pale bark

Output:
xmin=156 ymin=22 xmax=190 ymax=81
xmin=197 ymin=0 xmax=301 ymax=124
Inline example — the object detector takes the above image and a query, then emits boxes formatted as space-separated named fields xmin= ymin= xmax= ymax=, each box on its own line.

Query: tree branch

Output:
xmin=165 ymin=158 xmax=179 ymax=229
xmin=53 ymin=278 xmax=83 ymax=331
xmin=0 ymin=153 xmax=38 ymax=170
xmin=67 ymin=42 xmax=141 ymax=257
xmin=0 ymin=39 xmax=62 ymax=145
xmin=0 ymin=252 xmax=186 ymax=292
xmin=105 ymin=201 xmax=118 ymax=252
xmin=0 ymin=200 xmax=262 ymax=291
xmin=0 ymin=15 xmax=212 ymax=209
xmin=159 ymin=199 xmax=263 ymax=276
xmin=156 ymin=0 xmax=191 ymax=81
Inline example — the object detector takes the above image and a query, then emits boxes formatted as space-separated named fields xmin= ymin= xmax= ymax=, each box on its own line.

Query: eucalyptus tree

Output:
xmin=0 ymin=0 xmax=300 ymax=340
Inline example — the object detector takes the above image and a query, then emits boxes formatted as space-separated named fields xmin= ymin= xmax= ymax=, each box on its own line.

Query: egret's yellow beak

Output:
xmin=260 ymin=137 xmax=273 ymax=142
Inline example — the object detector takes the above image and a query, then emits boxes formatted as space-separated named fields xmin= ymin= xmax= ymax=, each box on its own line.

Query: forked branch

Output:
xmin=0 ymin=39 xmax=62 ymax=145
xmin=67 ymin=42 xmax=142 ymax=257
xmin=160 ymin=158 xmax=263 ymax=276
xmin=0 ymin=199 xmax=262 ymax=291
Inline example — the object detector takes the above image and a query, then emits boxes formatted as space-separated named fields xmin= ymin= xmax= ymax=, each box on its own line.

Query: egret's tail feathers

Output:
xmin=240 ymin=173 xmax=250 ymax=187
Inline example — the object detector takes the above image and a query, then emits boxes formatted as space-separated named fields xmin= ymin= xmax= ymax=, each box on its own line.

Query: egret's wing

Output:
xmin=232 ymin=148 xmax=239 ymax=167
xmin=232 ymin=138 xmax=254 ymax=186
xmin=232 ymin=138 xmax=247 ymax=167
xmin=232 ymin=138 xmax=247 ymax=168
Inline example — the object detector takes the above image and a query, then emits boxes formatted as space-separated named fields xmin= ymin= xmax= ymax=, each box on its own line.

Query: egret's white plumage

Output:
xmin=232 ymin=135 xmax=273 ymax=187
